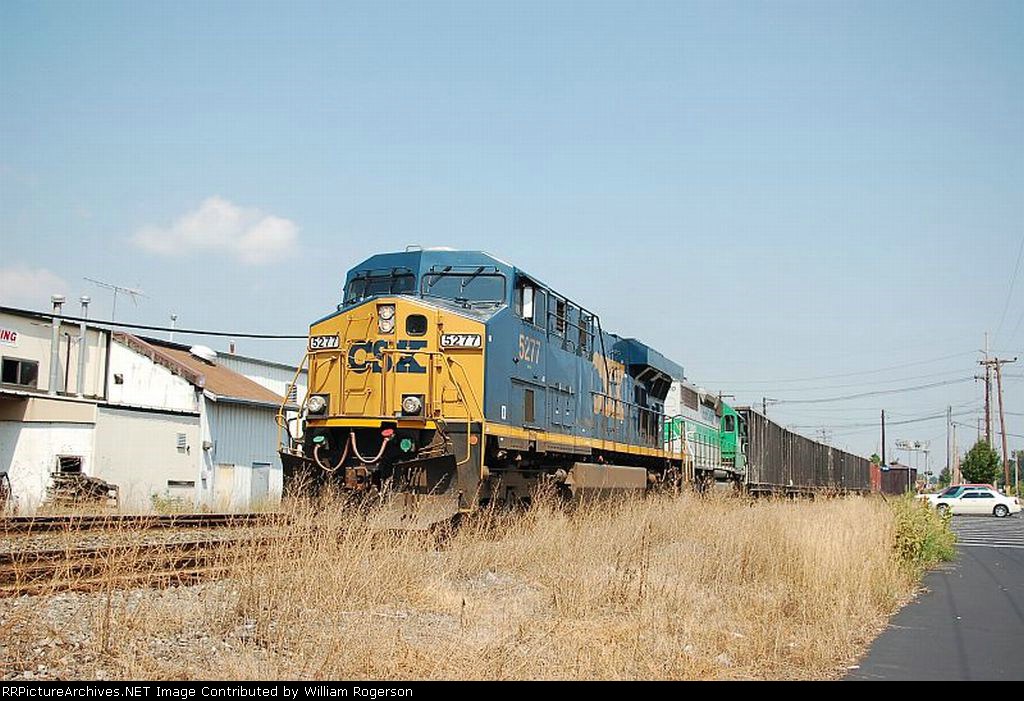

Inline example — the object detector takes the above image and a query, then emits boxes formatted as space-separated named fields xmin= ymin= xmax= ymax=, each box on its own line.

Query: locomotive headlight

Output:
xmin=377 ymin=304 xmax=396 ymax=334
xmin=401 ymin=394 xmax=423 ymax=415
xmin=306 ymin=394 xmax=328 ymax=414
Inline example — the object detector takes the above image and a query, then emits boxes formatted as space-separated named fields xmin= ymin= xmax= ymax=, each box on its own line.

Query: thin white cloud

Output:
xmin=0 ymin=264 xmax=68 ymax=310
xmin=133 ymin=196 xmax=299 ymax=265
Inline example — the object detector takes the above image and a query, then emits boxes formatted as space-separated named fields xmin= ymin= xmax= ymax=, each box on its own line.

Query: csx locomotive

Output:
xmin=278 ymin=248 xmax=721 ymax=525
xmin=279 ymin=247 xmax=869 ymax=526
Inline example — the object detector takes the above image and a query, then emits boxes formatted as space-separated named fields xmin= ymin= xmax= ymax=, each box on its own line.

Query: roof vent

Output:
xmin=189 ymin=345 xmax=217 ymax=364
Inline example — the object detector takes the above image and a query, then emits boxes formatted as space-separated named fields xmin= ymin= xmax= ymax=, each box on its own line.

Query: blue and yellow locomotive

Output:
xmin=279 ymin=248 xmax=692 ymax=525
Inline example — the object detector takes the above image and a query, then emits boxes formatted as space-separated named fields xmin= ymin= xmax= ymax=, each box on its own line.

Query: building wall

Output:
xmin=207 ymin=401 xmax=281 ymax=468
xmin=206 ymin=400 xmax=282 ymax=509
xmin=107 ymin=340 xmax=198 ymax=412
xmin=0 ymin=395 xmax=97 ymax=424
xmin=93 ymin=407 xmax=201 ymax=509
xmin=0 ymin=310 xmax=109 ymax=398
xmin=217 ymin=354 xmax=306 ymax=441
xmin=0 ymin=421 xmax=95 ymax=511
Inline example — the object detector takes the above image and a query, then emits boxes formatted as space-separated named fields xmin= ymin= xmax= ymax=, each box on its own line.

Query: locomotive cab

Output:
xmin=719 ymin=402 xmax=746 ymax=478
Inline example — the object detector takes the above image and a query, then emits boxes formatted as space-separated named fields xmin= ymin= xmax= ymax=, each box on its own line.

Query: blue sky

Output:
xmin=1 ymin=0 xmax=1022 ymax=464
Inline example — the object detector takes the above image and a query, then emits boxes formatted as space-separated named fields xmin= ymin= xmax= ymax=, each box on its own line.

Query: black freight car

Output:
xmin=880 ymin=466 xmax=918 ymax=495
xmin=738 ymin=408 xmax=871 ymax=495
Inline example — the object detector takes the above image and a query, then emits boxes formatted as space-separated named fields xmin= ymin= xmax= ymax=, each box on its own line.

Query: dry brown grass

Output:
xmin=1 ymin=493 xmax=925 ymax=680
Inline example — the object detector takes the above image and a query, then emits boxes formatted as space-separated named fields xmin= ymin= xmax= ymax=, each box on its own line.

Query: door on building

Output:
xmin=250 ymin=462 xmax=271 ymax=505
xmin=214 ymin=464 xmax=234 ymax=508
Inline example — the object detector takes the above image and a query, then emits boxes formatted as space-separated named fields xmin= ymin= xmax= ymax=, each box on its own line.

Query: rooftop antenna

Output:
xmin=83 ymin=277 xmax=147 ymax=321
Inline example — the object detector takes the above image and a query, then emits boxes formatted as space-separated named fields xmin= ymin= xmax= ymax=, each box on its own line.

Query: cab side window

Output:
xmin=515 ymin=279 xmax=535 ymax=323
xmin=515 ymin=278 xmax=547 ymax=328
xmin=723 ymin=415 xmax=735 ymax=433
xmin=534 ymin=290 xmax=547 ymax=329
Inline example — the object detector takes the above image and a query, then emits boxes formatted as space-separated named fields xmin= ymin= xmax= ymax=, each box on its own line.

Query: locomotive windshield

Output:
xmin=343 ymin=269 xmax=416 ymax=305
xmin=421 ymin=267 xmax=505 ymax=305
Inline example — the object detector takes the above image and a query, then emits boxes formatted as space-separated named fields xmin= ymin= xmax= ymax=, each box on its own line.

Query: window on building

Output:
xmin=1 ymin=357 xmax=38 ymax=388
xmin=176 ymin=433 xmax=187 ymax=452
xmin=56 ymin=455 xmax=83 ymax=474
xmin=524 ymin=388 xmax=535 ymax=424
xmin=287 ymin=385 xmax=298 ymax=402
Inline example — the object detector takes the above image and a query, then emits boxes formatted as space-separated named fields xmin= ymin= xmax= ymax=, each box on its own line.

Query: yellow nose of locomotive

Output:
xmin=304 ymin=298 xmax=485 ymax=429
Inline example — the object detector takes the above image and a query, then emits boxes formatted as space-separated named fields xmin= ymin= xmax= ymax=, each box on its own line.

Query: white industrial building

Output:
xmin=0 ymin=304 xmax=306 ymax=512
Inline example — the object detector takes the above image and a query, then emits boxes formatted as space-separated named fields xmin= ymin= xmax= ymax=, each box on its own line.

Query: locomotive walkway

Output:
xmin=847 ymin=515 xmax=1024 ymax=681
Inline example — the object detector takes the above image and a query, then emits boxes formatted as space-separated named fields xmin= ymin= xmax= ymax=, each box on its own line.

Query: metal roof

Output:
xmin=114 ymin=334 xmax=286 ymax=407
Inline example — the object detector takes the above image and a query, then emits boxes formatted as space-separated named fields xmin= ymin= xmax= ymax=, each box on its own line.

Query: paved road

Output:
xmin=848 ymin=514 xmax=1024 ymax=680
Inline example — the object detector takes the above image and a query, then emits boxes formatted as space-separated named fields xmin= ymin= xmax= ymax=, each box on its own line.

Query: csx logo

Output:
xmin=347 ymin=340 xmax=427 ymax=374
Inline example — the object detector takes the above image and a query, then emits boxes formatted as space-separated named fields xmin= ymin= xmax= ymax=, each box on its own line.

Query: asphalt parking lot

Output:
xmin=848 ymin=514 xmax=1024 ymax=680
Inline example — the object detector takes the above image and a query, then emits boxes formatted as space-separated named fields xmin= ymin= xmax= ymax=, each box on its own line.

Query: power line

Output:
xmin=3 ymin=306 xmax=306 ymax=339
xmin=703 ymin=351 xmax=975 ymax=386
xmin=724 ymin=367 xmax=971 ymax=393
xmin=994 ymin=234 xmax=1024 ymax=346
xmin=953 ymin=421 xmax=1024 ymax=441
xmin=766 ymin=400 xmax=980 ymax=416
xmin=789 ymin=409 xmax=976 ymax=431
xmin=772 ymin=377 xmax=975 ymax=405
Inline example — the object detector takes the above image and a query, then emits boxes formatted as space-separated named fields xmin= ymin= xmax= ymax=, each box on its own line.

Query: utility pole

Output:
xmin=881 ymin=410 xmax=886 ymax=467
xmin=992 ymin=357 xmax=1016 ymax=488
xmin=952 ymin=423 xmax=959 ymax=484
xmin=762 ymin=397 xmax=776 ymax=416
xmin=982 ymin=333 xmax=992 ymax=445
xmin=946 ymin=405 xmax=952 ymax=481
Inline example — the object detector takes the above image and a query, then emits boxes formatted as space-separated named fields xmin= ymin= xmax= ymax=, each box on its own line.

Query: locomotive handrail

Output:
xmin=376 ymin=346 xmax=481 ymax=466
xmin=276 ymin=352 xmax=310 ymax=453
xmin=442 ymin=355 xmax=482 ymax=466
xmin=340 ymin=313 xmax=375 ymax=415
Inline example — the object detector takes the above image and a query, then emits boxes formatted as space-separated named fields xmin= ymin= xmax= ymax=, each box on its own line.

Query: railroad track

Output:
xmin=0 ymin=512 xmax=286 ymax=535
xmin=0 ymin=534 xmax=279 ymax=598
xmin=0 ymin=513 xmax=287 ymax=597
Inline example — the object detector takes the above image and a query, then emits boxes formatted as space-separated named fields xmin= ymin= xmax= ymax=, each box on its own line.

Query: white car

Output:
xmin=920 ymin=484 xmax=992 ymax=506
xmin=933 ymin=488 xmax=1021 ymax=518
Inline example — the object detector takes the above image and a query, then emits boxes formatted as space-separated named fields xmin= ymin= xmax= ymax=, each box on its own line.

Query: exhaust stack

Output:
xmin=76 ymin=296 xmax=90 ymax=397
xmin=48 ymin=295 xmax=65 ymax=396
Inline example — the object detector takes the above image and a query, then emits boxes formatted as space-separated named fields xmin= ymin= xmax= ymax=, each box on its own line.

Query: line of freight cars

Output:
xmin=663 ymin=380 xmax=873 ymax=495
xmin=738 ymin=407 xmax=872 ymax=495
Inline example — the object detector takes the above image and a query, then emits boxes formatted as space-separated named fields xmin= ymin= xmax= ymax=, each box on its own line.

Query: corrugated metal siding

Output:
xmin=207 ymin=402 xmax=280 ymax=467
